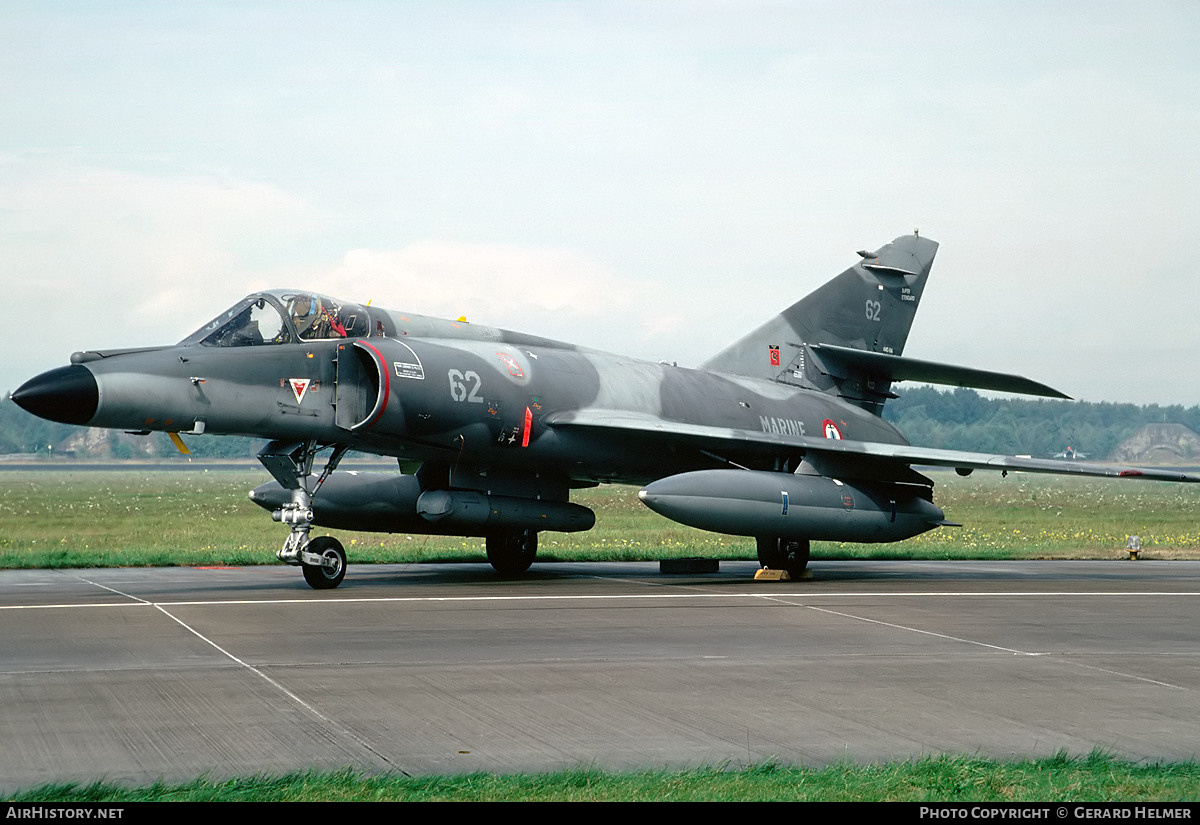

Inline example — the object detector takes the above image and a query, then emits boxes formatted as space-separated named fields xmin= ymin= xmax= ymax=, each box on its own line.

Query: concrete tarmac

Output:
xmin=2 ymin=559 xmax=1199 ymax=791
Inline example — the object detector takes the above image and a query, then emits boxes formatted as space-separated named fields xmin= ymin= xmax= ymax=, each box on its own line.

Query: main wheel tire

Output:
xmin=486 ymin=529 xmax=538 ymax=576
xmin=302 ymin=536 xmax=347 ymax=589
xmin=756 ymin=536 xmax=810 ymax=578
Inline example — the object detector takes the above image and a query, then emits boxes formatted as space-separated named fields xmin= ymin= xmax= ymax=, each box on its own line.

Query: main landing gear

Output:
xmin=259 ymin=440 xmax=350 ymax=590
xmin=485 ymin=528 xmax=538 ymax=576
xmin=757 ymin=536 xmax=810 ymax=579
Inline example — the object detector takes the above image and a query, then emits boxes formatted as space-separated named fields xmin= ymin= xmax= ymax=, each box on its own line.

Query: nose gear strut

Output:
xmin=258 ymin=440 xmax=350 ymax=588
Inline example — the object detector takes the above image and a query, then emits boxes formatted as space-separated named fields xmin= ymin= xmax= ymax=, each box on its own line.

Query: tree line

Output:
xmin=882 ymin=386 xmax=1200 ymax=460
xmin=0 ymin=395 xmax=259 ymax=459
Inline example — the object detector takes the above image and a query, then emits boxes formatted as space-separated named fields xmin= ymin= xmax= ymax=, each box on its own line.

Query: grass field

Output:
xmin=1 ymin=467 xmax=1198 ymax=569
xmin=10 ymin=753 xmax=1200 ymax=802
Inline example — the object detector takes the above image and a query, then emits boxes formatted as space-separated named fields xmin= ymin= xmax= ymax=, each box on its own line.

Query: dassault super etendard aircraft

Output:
xmin=13 ymin=233 xmax=1198 ymax=588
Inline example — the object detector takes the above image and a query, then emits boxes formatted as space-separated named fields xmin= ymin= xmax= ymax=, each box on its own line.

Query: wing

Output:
xmin=546 ymin=409 xmax=1200 ymax=484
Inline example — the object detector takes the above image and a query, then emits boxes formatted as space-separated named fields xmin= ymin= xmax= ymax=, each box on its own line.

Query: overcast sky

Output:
xmin=3 ymin=1 xmax=1198 ymax=407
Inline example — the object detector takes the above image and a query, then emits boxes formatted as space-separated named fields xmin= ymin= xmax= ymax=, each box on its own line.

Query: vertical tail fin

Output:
xmin=701 ymin=233 xmax=939 ymax=413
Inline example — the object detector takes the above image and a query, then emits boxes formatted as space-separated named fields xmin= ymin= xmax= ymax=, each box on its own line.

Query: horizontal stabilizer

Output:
xmin=809 ymin=344 xmax=1071 ymax=399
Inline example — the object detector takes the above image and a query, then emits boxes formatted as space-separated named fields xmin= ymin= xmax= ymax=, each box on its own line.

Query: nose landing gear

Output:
xmin=259 ymin=440 xmax=350 ymax=589
xmin=300 ymin=535 xmax=347 ymax=589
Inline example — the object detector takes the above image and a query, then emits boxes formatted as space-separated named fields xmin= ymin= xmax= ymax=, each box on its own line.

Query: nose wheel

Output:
xmin=301 ymin=536 xmax=347 ymax=589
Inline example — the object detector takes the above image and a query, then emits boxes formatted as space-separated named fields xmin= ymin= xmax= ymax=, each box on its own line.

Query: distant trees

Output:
xmin=0 ymin=394 xmax=69 ymax=456
xmin=884 ymin=386 xmax=1200 ymax=460
xmin=0 ymin=395 xmax=259 ymax=459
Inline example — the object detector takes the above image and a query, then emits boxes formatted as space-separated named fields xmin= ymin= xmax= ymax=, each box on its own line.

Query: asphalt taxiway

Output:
xmin=2 ymin=559 xmax=1198 ymax=791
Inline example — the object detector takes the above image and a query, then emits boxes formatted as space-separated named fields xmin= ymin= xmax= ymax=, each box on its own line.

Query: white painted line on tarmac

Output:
xmin=61 ymin=572 xmax=411 ymax=775
xmin=776 ymin=599 xmax=1037 ymax=656
xmin=755 ymin=594 xmax=1193 ymax=691
xmin=6 ymin=574 xmax=1193 ymax=696
xmin=3 ymin=590 xmax=1200 ymax=610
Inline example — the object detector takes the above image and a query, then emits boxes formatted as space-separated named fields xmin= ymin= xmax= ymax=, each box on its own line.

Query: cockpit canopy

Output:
xmin=181 ymin=291 xmax=372 ymax=347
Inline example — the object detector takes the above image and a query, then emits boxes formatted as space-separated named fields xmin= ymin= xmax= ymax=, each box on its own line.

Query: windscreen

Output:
xmin=185 ymin=296 xmax=291 ymax=347
xmin=181 ymin=291 xmax=372 ymax=346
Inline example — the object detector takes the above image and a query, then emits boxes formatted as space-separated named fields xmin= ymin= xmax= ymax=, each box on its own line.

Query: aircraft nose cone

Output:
xmin=10 ymin=365 xmax=99 ymax=425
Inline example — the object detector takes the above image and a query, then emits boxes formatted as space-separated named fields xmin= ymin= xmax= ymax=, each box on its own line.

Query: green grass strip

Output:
xmin=9 ymin=753 xmax=1200 ymax=802
xmin=2 ymin=471 xmax=1199 ymax=569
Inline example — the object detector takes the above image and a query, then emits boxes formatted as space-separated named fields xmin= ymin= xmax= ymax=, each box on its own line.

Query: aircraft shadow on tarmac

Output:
xmin=257 ymin=559 xmax=1114 ymax=591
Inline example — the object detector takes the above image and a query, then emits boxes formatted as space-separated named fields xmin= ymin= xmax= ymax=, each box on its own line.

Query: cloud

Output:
xmin=0 ymin=158 xmax=334 ymax=394
xmin=0 ymin=157 xmax=684 ymax=394
xmin=319 ymin=240 xmax=639 ymax=340
xmin=0 ymin=157 xmax=327 ymax=349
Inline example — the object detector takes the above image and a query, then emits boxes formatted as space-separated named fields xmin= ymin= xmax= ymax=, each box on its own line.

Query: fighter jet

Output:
xmin=12 ymin=233 xmax=1198 ymax=588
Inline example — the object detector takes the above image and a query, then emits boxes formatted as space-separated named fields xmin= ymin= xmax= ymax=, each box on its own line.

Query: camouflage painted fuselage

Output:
xmin=54 ymin=307 xmax=908 ymax=493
